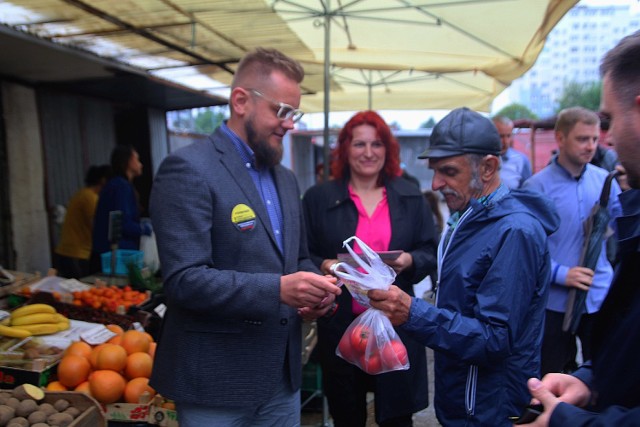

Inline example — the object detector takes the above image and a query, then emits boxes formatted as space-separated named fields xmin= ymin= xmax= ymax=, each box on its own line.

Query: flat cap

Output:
xmin=418 ymin=107 xmax=501 ymax=159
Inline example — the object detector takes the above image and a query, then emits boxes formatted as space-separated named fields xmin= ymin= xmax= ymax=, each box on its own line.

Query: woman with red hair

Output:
xmin=303 ymin=111 xmax=437 ymax=427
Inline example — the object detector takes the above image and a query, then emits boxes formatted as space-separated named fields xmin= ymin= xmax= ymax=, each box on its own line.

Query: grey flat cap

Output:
xmin=418 ymin=107 xmax=501 ymax=159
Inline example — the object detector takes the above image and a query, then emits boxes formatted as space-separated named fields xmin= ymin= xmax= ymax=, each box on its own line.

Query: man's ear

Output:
xmin=481 ymin=155 xmax=500 ymax=181
xmin=230 ymin=87 xmax=250 ymax=117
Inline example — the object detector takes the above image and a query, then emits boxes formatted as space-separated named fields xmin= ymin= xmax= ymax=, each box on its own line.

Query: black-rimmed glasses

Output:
xmin=248 ymin=89 xmax=304 ymax=123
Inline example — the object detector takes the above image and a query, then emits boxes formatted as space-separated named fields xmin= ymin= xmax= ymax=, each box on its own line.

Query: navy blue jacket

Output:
xmin=551 ymin=189 xmax=640 ymax=426
xmin=403 ymin=186 xmax=559 ymax=426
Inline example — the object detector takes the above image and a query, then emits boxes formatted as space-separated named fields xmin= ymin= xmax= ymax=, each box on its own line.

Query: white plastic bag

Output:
xmin=332 ymin=236 xmax=409 ymax=374
xmin=140 ymin=232 xmax=160 ymax=273
xmin=332 ymin=236 xmax=396 ymax=309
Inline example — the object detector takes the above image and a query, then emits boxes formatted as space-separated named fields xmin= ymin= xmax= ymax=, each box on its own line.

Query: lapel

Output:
xmin=274 ymin=165 xmax=294 ymax=263
xmin=211 ymin=129 xmax=282 ymax=255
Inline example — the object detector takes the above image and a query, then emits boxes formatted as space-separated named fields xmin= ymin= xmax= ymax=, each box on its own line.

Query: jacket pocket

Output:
xmin=465 ymin=364 xmax=478 ymax=416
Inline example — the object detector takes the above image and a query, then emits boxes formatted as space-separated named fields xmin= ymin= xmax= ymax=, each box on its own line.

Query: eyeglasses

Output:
xmin=248 ymin=89 xmax=304 ymax=123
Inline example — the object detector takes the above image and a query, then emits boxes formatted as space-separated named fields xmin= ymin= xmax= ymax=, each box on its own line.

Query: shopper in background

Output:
xmin=149 ymin=48 xmax=341 ymax=427
xmin=368 ymin=107 xmax=559 ymax=426
xmin=55 ymin=164 xmax=111 ymax=278
xmin=521 ymin=28 xmax=640 ymax=427
xmin=90 ymin=145 xmax=151 ymax=274
xmin=492 ymin=115 xmax=532 ymax=189
xmin=523 ymin=107 xmax=622 ymax=376
xmin=303 ymin=110 xmax=437 ymax=427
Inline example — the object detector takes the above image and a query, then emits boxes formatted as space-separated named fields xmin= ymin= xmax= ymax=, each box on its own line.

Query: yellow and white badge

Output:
xmin=231 ymin=203 xmax=256 ymax=231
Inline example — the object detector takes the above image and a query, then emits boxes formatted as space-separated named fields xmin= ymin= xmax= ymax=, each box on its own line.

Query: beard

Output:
xmin=244 ymin=114 xmax=283 ymax=168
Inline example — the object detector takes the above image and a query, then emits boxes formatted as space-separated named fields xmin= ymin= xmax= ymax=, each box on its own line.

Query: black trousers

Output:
xmin=541 ymin=310 xmax=594 ymax=376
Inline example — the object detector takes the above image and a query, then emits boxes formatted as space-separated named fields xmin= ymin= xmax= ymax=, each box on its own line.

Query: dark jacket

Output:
xmin=402 ymin=186 xmax=560 ymax=426
xmin=551 ymin=189 xmax=640 ymax=426
xmin=302 ymin=176 xmax=437 ymax=423
xmin=149 ymin=127 xmax=316 ymax=407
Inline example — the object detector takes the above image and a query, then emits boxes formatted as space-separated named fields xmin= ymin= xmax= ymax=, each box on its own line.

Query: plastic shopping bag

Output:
xmin=336 ymin=308 xmax=410 ymax=374
xmin=332 ymin=236 xmax=409 ymax=374
xmin=332 ymin=236 xmax=396 ymax=310
xmin=140 ymin=232 xmax=161 ymax=274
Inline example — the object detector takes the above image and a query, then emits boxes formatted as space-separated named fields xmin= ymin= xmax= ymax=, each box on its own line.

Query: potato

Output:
xmin=4 ymin=398 xmax=19 ymax=410
xmin=12 ymin=384 xmax=44 ymax=402
xmin=52 ymin=398 xmax=70 ymax=412
xmin=6 ymin=416 xmax=28 ymax=427
xmin=47 ymin=412 xmax=74 ymax=426
xmin=15 ymin=399 xmax=37 ymax=417
xmin=27 ymin=410 xmax=47 ymax=424
xmin=38 ymin=402 xmax=57 ymax=416
xmin=31 ymin=424 xmax=50 ymax=427
xmin=63 ymin=406 xmax=81 ymax=418
xmin=0 ymin=405 xmax=16 ymax=425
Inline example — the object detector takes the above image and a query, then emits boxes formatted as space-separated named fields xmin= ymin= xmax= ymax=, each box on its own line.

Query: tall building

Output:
xmin=506 ymin=3 xmax=640 ymax=118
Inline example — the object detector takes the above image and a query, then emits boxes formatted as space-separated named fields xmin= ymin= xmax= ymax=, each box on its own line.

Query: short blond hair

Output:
xmin=232 ymin=47 xmax=304 ymax=89
xmin=555 ymin=107 xmax=600 ymax=136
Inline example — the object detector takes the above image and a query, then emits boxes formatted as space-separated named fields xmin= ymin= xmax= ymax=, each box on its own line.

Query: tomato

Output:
xmin=337 ymin=332 xmax=354 ymax=361
xmin=380 ymin=340 xmax=408 ymax=369
xmin=359 ymin=353 xmax=382 ymax=374
xmin=349 ymin=324 xmax=370 ymax=355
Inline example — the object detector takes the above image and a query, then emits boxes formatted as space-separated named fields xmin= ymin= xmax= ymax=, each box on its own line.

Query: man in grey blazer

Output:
xmin=149 ymin=48 xmax=342 ymax=427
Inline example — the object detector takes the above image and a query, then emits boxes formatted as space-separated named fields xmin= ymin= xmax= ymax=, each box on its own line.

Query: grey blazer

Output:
xmin=149 ymin=127 xmax=316 ymax=407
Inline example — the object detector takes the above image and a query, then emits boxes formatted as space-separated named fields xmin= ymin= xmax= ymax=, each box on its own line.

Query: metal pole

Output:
xmin=322 ymin=0 xmax=331 ymax=182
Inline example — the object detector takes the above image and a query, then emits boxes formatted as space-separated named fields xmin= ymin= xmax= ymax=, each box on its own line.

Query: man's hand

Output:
xmin=516 ymin=374 xmax=592 ymax=426
xmin=367 ymin=285 xmax=412 ymax=326
xmin=565 ymin=267 xmax=594 ymax=291
xmin=384 ymin=251 xmax=413 ymax=274
xmin=280 ymin=271 xmax=341 ymax=309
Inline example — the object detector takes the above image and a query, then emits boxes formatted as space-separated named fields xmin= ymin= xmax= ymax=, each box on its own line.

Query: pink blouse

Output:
xmin=348 ymin=185 xmax=391 ymax=314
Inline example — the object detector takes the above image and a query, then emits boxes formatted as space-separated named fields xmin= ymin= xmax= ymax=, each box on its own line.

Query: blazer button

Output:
xmin=280 ymin=318 xmax=288 ymax=325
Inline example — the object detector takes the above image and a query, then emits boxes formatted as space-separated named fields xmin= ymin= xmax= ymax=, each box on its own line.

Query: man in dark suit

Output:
xmin=149 ymin=48 xmax=342 ymax=427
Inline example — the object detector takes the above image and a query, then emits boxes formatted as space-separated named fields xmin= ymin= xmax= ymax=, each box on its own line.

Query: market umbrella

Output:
xmin=563 ymin=170 xmax=619 ymax=334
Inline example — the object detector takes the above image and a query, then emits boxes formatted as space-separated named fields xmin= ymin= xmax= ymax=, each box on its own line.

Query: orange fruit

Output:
xmin=147 ymin=342 xmax=157 ymax=359
xmin=89 ymin=343 xmax=108 ymax=369
xmin=124 ymin=352 xmax=153 ymax=379
xmin=120 ymin=330 xmax=151 ymax=355
xmin=64 ymin=341 xmax=92 ymax=360
xmin=143 ymin=332 xmax=154 ymax=343
xmin=123 ymin=377 xmax=156 ymax=404
xmin=94 ymin=343 xmax=128 ymax=372
xmin=46 ymin=381 xmax=68 ymax=391
xmin=89 ymin=370 xmax=126 ymax=404
xmin=108 ymin=334 xmax=122 ymax=345
xmin=106 ymin=324 xmax=125 ymax=335
xmin=74 ymin=381 xmax=91 ymax=395
xmin=57 ymin=354 xmax=91 ymax=388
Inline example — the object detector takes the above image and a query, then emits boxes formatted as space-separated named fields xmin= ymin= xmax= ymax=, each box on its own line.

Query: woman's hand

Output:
xmin=384 ymin=251 xmax=413 ymax=274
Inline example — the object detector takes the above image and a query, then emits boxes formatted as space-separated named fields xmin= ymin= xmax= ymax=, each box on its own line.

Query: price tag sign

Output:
xmin=81 ymin=325 xmax=117 ymax=345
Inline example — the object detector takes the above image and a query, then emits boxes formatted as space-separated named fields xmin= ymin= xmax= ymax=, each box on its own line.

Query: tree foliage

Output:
xmin=194 ymin=108 xmax=228 ymax=134
xmin=419 ymin=117 xmax=436 ymax=128
xmin=494 ymin=103 xmax=538 ymax=120
xmin=556 ymin=81 xmax=602 ymax=112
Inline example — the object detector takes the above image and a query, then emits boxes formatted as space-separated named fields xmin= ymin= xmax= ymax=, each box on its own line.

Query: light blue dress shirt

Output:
xmin=221 ymin=123 xmax=284 ymax=252
xmin=523 ymin=158 xmax=622 ymax=314
xmin=500 ymin=147 xmax=532 ymax=189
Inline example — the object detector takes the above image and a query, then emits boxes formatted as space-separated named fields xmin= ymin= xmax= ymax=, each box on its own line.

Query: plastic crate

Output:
xmin=101 ymin=250 xmax=143 ymax=275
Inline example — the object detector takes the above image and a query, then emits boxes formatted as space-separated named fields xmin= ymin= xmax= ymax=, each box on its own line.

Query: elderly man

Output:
xmin=522 ymin=30 xmax=640 ymax=427
xmin=493 ymin=115 xmax=532 ymax=189
xmin=368 ymin=107 xmax=559 ymax=426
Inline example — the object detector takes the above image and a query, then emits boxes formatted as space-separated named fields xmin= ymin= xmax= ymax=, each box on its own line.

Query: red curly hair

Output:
xmin=330 ymin=111 xmax=402 ymax=185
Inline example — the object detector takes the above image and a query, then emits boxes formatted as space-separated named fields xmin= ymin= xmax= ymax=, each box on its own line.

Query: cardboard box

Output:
xmin=0 ymin=335 xmax=64 ymax=388
xmin=105 ymin=402 xmax=152 ymax=423
xmin=0 ymin=359 xmax=58 ymax=388
xmin=0 ymin=390 xmax=106 ymax=427
xmin=148 ymin=404 xmax=178 ymax=427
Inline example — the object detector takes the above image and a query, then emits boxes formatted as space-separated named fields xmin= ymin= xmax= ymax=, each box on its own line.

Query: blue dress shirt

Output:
xmin=523 ymin=159 xmax=622 ymax=314
xmin=501 ymin=147 xmax=532 ymax=189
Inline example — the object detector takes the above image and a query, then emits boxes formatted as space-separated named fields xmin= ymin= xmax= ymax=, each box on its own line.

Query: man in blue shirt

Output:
xmin=523 ymin=106 xmax=622 ymax=376
xmin=493 ymin=116 xmax=532 ymax=189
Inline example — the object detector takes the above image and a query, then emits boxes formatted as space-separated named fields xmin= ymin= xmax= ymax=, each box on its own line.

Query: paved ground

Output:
xmin=301 ymin=347 xmax=440 ymax=427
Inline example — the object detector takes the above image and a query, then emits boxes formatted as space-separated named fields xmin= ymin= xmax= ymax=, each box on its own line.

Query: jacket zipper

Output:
xmin=465 ymin=364 xmax=478 ymax=416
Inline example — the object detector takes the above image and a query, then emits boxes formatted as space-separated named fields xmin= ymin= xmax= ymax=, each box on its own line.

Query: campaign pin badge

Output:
xmin=231 ymin=203 xmax=256 ymax=231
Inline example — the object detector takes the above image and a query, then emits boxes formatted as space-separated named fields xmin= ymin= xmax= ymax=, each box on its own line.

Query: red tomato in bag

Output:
xmin=359 ymin=353 xmax=383 ymax=374
xmin=350 ymin=324 xmax=370 ymax=355
xmin=380 ymin=340 xmax=408 ymax=369
xmin=338 ymin=331 xmax=354 ymax=360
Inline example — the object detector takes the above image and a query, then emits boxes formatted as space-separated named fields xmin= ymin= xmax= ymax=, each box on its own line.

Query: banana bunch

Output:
xmin=0 ymin=304 xmax=70 ymax=338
